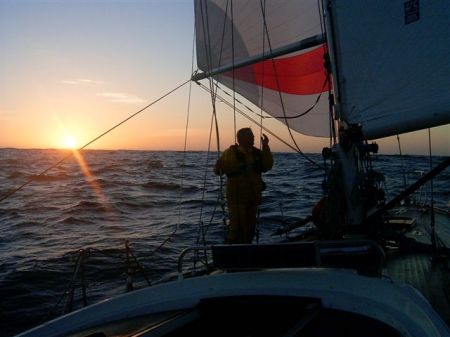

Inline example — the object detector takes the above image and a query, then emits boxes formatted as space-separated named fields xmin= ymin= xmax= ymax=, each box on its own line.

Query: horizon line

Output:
xmin=0 ymin=146 xmax=447 ymax=157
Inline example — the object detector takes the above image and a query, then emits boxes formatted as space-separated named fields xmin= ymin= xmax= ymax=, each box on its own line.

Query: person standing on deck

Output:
xmin=214 ymin=128 xmax=273 ymax=244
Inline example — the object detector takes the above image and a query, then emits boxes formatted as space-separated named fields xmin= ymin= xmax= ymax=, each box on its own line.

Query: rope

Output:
xmin=144 ymin=27 xmax=199 ymax=262
xmin=211 ymin=62 xmax=228 ymax=242
xmin=258 ymin=1 xmax=319 ymax=164
xmin=176 ymin=29 xmax=196 ymax=240
xmin=196 ymin=110 xmax=216 ymax=246
xmin=261 ymin=77 xmax=328 ymax=119
xmin=196 ymin=0 xmax=230 ymax=247
xmin=213 ymin=1 xmax=230 ymax=245
xmin=428 ymin=128 xmax=437 ymax=251
xmin=0 ymin=79 xmax=191 ymax=204
xmin=231 ymin=0 xmax=237 ymax=143
xmin=255 ymin=0 xmax=268 ymax=244
xmin=396 ymin=134 xmax=408 ymax=191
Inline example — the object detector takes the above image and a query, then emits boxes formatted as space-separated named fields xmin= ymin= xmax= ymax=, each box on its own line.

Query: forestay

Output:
xmin=330 ymin=0 xmax=450 ymax=139
xmin=194 ymin=0 xmax=331 ymax=138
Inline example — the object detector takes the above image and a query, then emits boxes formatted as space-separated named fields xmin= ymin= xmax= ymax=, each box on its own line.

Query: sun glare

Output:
xmin=62 ymin=135 xmax=78 ymax=149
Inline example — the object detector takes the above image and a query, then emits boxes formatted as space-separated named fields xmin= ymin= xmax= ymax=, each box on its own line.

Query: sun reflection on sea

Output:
xmin=71 ymin=149 xmax=117 ymax=225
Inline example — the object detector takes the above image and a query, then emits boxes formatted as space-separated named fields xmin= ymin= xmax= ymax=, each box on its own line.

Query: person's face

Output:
xmin=239 ymin=130 xmax=254 ymax=147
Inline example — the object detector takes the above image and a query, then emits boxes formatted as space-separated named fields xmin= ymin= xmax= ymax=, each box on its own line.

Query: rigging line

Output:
xmin=211 ymin=92 xmax=225 ymax=244
xmin=198 ymin=169 xmax=226 ymax=240
xmin=210 ymin=0 xmax=229 ymax=134
xmin=396 ymin=134 xmax=407 ymax=191
xmin=200 ymin=1 xmax=229 ymax=244
xmin=428 ymin=128 xmax=437 ymax=251
xmin=259 ymin=0 xmax=267 ymax=149
xmin=196 ymin=111 xmax=217 ymax=246
xmin=208 ymin=69 xmax=328 ymax=121
xmin=214 ymin=84 xmax=268 ymax=118
xmin=199 ymin=0 xmax=217 ymax=104
xmin=261 ymin=77 xmax=328 ymax=119
xmin=254 ymin=0 xmax=267 ymax=245
xmin=201 ymin=0 xmax=226 ymax=243
xmin=200 ymin=0 xmax=220 ymax=141
xmin=213 ymin=0 xmax=230 ymax=100
xmin=231 ymin=0 xmax=237 ymax=143
xmin=196 ymin=91 xmax=221 ymax=246
xmin=202 ymin=0 xmax=216 ymax=96
xmin=177 ymin=30 xmax=197 ymax=233
xmin=200 ymin=0 xmax=223 ymax=147
xmin=213 ymin=1 xmax=231 ymax=241
xmin=125 ymin=241 xmax=151 ymax=286
xmin=258 ymin=1 xmax=311 ymax=161
xmin=0 ymin=79 xmax=191 ymax=204
xmin=197 ymin=82 xmax=324 ymax=170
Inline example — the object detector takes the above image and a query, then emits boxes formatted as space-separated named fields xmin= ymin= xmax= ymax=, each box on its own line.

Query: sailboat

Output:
xmin=17 ymin=1 xmax=450 ymax=336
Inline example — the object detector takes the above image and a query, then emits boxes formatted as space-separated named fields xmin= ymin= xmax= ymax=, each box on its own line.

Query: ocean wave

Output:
xmin=23 ymin=203 xmax=59 ymax=213
xmin=146 ymin=159 xmax=164 ymax=169
xmin=87 ymin=178 xmax=116 ymax=188
xmin=142 ymin=181 xmax=201 ymax=192
xmin=57 ymin=216 xmax=94 ymax=225
xmin=64 ymin=200 xmax=116 ymax=216
xmin=15 ymin=220 xmax=45 ymax=227
xmin=142 ymin=181 xmax=181 ymax=190
xmin=8 ymin=171 xmax=25 ymax=179
xmin=115 ymin=200 xmax=159 ymax=210
xmin=91 ymin=164 xmax=126 ymax=175
xmin=0 ymin=209 xmax=21 ymax=220
xmin=30 ymin=173 xmax=71 ymax=182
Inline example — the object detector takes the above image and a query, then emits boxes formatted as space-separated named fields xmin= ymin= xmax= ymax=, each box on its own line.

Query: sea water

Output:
xmin=0 ymin=148 xmax=448 ymax=335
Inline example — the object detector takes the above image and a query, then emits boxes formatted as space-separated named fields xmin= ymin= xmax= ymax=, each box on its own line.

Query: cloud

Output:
xmin=77 ymin=79 xmax=105 ymax=85
xmin=96 ymin=92 xmax=146 ymax=104
xmin=60 ymin=79 xmax=145 ymax=104
xmin=61 ymin=79 xmax=104 ymax=85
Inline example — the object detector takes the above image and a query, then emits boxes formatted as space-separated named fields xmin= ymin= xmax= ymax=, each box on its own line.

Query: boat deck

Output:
xmin=384 ymin=206 xmax=450 ymax=325
xmin=386 ymin=252 xmax=450 ymax=325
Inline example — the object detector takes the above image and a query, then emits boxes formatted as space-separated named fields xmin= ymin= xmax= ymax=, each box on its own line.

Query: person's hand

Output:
xmin=261 ymin=134 xmax=269 ymax=147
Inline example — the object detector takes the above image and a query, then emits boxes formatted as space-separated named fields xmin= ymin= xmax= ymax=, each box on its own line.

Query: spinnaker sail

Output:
xmin=194 ymin=0 xmax=331 ymax=138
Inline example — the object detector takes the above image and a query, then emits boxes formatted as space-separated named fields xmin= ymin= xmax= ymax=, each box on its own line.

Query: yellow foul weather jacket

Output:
xmin=214 ymin=144 xmax=273 ymax=206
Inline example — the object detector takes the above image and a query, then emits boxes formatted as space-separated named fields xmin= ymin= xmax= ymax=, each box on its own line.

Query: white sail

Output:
xmin=194 ymin=0 xmax=331 ymax=138
xmin=329 ymin=0 xmax=450 ymax=139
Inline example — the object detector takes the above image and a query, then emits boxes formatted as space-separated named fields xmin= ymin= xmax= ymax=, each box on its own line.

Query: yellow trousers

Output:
xmin=227 ymin=201 xmax=257 ymax=244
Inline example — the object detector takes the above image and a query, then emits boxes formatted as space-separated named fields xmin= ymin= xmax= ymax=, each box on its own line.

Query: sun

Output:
xmin=62 ymin=135 xmax=78 ymax=149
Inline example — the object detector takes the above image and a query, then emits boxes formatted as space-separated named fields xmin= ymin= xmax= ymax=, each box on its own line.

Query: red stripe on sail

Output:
xmin=224 ymin=45 xmax=329 ymax=95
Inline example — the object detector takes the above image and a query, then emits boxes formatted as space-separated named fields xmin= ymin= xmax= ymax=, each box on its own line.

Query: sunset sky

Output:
xmin=1 ymin=0 xmax=448 ymax=155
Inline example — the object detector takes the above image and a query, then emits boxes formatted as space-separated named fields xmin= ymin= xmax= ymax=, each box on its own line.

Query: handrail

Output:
xmin=177 ymin=246 xmax=212 ymax=279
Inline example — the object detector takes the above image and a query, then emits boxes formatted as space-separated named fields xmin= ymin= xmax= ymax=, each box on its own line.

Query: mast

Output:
xmin=320 ymin=0 xmax=450 ymax=234
xmin=321 ymin=0 xmax=372 ymax=228
xmin=321 ymin=0 xmax=341 ymax=122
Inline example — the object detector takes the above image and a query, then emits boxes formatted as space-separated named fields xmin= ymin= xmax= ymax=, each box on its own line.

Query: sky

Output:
xmin=0 ymin=0 xmax=448 ymax=155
